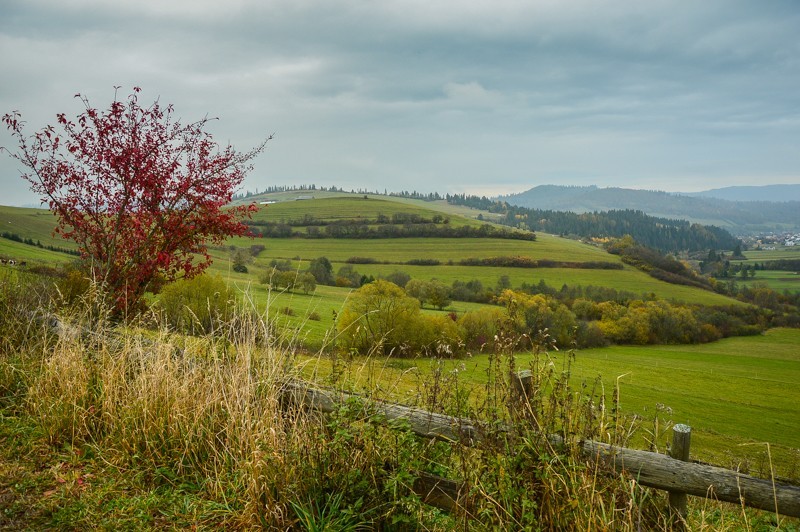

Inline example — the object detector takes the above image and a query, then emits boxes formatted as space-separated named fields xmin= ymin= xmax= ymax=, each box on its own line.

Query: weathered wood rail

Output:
xmin=282 ymin=379 xmax=800 ymax=518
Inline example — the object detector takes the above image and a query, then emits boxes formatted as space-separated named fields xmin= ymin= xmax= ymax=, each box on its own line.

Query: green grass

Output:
xmin=737 ymin=271 xmax=800 ymax=293
xmin=0 ymin=238 xmax=74 ymax=263
xmin=302 ymin=328 xmax=800 ymax=479
xmin=230 ymin=232 xmax=612 ymax=263
xmin=744 ymin=247 xmax=800 ymax=262
xmin=250 ymin=196 xmax=485 ymax=228
xmin=0 ymin=206 xmax=70 ymax=250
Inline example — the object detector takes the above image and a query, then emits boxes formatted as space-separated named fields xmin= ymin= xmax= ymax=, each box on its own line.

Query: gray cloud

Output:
xmin=1 ymin=0 xmax=798 ymax=206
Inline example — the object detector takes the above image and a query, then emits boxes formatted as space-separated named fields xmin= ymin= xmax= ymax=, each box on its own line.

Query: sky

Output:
xmin=1 ymin=0 xmax=798 ymax=206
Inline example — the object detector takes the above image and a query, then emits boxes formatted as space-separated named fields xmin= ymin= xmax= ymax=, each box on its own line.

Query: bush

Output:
xmin=458 ymin=307 xmax=504 ymax=350
xmin=337 ymin=280 xmax=424 ymax=356
xmin=383 ymin=270 xmax=411 ymax=288
xmin=345 ymin=257 xmax=378 ymax=264
xmin=157 ymin=274 xmax=232 ymax=335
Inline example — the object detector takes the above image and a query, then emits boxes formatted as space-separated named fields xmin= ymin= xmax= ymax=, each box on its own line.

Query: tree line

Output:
xmin=445 ymin=194 xmax=739 ymax=252
xmin=1 ymin=231 xmax=81 ymax=257
xmin=334 ymin=280 xmax=778 ymax=357
xmin=248 ymin=222 xmax=536 ymax=241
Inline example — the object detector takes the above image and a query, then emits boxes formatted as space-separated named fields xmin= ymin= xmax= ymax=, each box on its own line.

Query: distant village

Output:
xmin=743 ymin=231 xmax=800 ymax=250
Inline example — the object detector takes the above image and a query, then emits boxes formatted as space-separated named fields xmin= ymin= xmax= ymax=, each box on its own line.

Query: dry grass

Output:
xmin=1 ymin=275 xmax=795 ymax=529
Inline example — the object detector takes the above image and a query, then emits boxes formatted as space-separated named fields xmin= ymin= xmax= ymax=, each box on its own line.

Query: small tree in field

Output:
xmin=2 ymin=87 xmax=270 ymax=313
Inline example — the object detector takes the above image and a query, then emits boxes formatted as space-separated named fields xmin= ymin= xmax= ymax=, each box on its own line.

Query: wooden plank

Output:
xmin=282 ymin=380 xmax=481 ymax=443
xmin=581 ymin=439 xmax=800 ymax=518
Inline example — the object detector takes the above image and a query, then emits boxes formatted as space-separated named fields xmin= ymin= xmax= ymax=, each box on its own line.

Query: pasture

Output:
xmin=744 ymin=247 xmax=800 ymax=262
xmin=301 ymin=328 xmax=800 ymax=479
xmin=249 ymin=195 xmax=485 ymax=228
xmin=738 ymin=270 xmax=800 ymax=293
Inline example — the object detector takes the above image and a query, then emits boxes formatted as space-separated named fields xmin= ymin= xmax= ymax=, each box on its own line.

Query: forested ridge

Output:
xmin=445 ymin=193 xmax=740 ymax=252
xmin=498 ymin=185 xmax=800 ymax=231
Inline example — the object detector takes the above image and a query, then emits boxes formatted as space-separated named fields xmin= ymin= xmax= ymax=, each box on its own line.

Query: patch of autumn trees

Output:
xmin=335 ymin=279 xmax=768 ymax=357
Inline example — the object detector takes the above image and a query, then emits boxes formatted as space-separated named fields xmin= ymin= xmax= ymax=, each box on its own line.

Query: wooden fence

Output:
xmin=40 ymin=314 xmax=800 ymax=520
xmin=282 ymin=377 xmax=800 ymax=519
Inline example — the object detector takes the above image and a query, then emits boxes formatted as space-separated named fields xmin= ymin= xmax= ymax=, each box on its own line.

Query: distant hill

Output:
xmin=685 ymin=184 xmax=800 ymax=202
xmin=498 ymin=185 xmax=800 ymax=234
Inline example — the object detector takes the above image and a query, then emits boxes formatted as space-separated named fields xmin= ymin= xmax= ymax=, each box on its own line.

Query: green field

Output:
xmin=0 ymin=206 xmax=70 ymax=250
xmin=744 ymin=247 xmax=800 ymax=262
xmin=218 ymin=237 xmax=739 ymax=308
xmin=1 ymin=199 xmax=747 ymax=342
xmin=0 ymin=238 xmax=74 ymax=263
xmin=302 ymin=328 xmax=800 ymax=477
xmin=231 ymin=232 xmax=612 ymax=263
xmin=250 ymin=196 xmax=485 ymax=228
xmin=738 ymin=270 xmax=800 ymax=293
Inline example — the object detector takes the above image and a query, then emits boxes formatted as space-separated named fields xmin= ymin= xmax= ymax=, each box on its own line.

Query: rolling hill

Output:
xmin=498 ymin=185 xmax=800 ymax=234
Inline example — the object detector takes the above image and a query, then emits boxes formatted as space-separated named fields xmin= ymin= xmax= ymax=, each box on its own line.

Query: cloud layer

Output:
xmin=1 ymin=0 xmax=798 ymax=205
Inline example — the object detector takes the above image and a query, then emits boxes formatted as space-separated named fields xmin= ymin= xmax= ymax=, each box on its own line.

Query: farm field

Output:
xmin=0 ymin=206 xmax=69 ymax=250
xmin=249 ymin=195 xmax=486 ymax=228
xmin=2 ymin=198 xmax=748 ymax=348
xmin=0 ymin=238 xmax=74 ymax=263
xmin=737 ymin=270 xmax=800 ymax=293
xmin=301 ymin=328 xmax=800 ymax=478
xmin=744 ymin=247 xmax=800 ymax=262
xmin=230 ymin=232 xmax=613 ymax=263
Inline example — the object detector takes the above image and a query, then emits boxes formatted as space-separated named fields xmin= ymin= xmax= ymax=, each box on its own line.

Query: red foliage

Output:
xmin=2 ymin=87 xmax=270 ymax=312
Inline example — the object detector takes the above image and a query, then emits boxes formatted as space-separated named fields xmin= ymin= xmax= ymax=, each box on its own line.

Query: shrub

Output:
xmin=458 ymin=307 xmax=504 ymax=350
xmin=337 ymin=280 xmax=424 ymax=356
xmin=345 ymin=257 xmax=378 ymax=264
xmin=405 ymin=259 xmax=440 ymax=266
xmin=383 ymin=270 xmax=411 ymax=288
xmin=157 ymin=274 xmax=232 ymax=335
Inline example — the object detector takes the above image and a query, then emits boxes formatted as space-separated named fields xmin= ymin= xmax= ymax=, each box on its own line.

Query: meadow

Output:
xmin=2 ymin=196 xmax=800 ymax=528
xmin=249 ymin=195 xmax=486 ymax=228
xmin=738 ymin=270 xmax=800 ymax=293
xmin=744 ymin=247 xmax=800 ymax=262
xmin=300 ymin=328 xmax=800 ymax=479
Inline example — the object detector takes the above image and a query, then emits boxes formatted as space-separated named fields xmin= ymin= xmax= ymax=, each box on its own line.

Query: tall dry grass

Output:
xmin=2 ymin=273 xmax=783 ymax=529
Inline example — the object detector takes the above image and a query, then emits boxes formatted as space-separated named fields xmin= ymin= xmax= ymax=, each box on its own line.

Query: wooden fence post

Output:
xmin=512 ymin=370 xmax=533 ymax=401
xmin=669 ymin=424 xmax=692 ymax=521
xmin=511 ymin=370 xmax=537 ymax=423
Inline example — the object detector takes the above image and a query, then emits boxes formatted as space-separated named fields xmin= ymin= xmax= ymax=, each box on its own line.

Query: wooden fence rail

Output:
xmin=282 ymin=379 xmax=800 ymax=518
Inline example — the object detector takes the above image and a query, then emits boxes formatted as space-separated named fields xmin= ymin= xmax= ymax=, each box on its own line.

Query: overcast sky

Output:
xmin=1 ymin=0 xmax=798 ymax=206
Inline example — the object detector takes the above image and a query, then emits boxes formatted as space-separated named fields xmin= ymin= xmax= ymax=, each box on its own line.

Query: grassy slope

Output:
xmin=0 ymin=206 xmax=72 ymax=250
xmin=0 ymin=198 xmax=744 ymax=345
xmin=0 ymin=238 xmax=73 ymax=263
xmin=250 ymin=195 xmax=486 ymax=227
xmin=737 ymin=270 xmax=800 ymax=292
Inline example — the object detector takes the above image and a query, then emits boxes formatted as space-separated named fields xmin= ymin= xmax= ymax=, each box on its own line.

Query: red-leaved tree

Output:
xmin=2 ymin=87 xmax=270 ymax=313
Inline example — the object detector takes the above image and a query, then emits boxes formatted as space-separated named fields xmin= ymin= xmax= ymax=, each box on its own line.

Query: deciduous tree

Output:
xmin=2 ymin=87 xmax=270 ymax=313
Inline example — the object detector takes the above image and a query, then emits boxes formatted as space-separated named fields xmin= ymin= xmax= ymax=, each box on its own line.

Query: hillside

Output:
xmin=687 ymin=184 xmax=800 ymax=202
xmin=499 ymin=185 xmax=800 ymax=234
xmin=1 ymin=197 xmax=745 ymax=316
xmin=3 ymin=194 xmax=799 ymax=527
